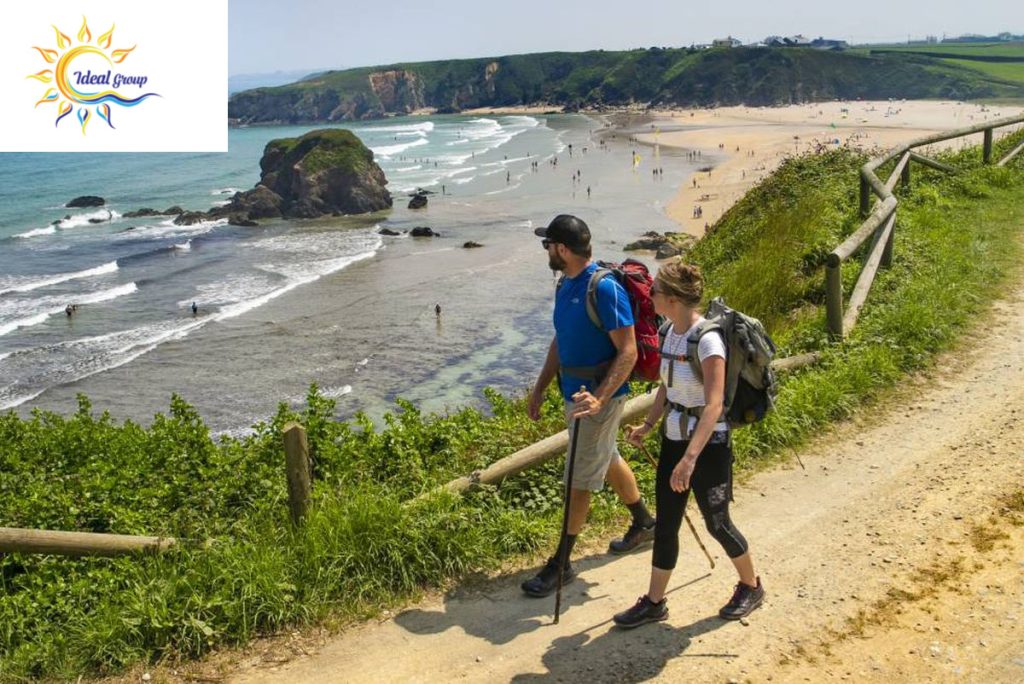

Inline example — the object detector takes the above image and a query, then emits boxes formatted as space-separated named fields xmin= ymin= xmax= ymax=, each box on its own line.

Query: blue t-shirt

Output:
xmin=553 ymin=262 xmax=635 ymax=401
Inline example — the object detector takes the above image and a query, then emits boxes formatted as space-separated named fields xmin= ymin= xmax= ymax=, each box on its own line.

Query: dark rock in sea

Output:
xmin=123 ymin=208 xmax=158 ymax=218
xmin=624 ymin=237 xmax=666 ymax=251
xmin=66 ymin=195 xmax=105 ymax=208
xmin=224 ymin=129 xmax=391 ymax=220
xmin=87 ymin=217 xmax=106 ymax=224
xmin=408 ymin=194 xmax=428 ymax=210
xmin=656 ymin=243 xmax=683 ymax=259
xmin=224 ymin=185 xmax=283 ymax=220
xmin=463 ymin=241 xmax=483 ymax=248
xmin=378 ymin=228 xmax=402 ymax=236
xmin=51 ymin=219 xmax=61 ymax=226
xmin=228 ymin=214 xmax=259 ymax=227
xmin=410 ymin=226 xmax=436 ymax=237
xmin=174 ymin=211 xmax=209 ymax=226
xmin=124 ymin=206 xmax=185 ymax=218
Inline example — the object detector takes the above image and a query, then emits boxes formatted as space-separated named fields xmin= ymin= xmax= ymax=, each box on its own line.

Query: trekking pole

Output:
xmin=633 ymin=440 xmax=715 ymax=570
xmin=554 ymin=388 xmax=585 ymax=625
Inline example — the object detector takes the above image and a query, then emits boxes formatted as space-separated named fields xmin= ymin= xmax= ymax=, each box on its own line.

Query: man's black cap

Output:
xmin=534 ymin=214 xmax=591 ymax=250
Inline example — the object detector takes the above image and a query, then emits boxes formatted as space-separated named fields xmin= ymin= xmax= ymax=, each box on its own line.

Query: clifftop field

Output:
xmin=852 ymin=41 xmax=1024 ymax=86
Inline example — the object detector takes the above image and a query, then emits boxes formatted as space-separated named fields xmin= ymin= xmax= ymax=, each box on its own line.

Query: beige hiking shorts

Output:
xmin=562 ymin=395 xmax=627 ymax=492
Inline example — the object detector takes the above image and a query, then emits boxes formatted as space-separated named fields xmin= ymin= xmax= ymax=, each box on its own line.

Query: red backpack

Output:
xmin=581 ymin=259 xmax=662 ymax=382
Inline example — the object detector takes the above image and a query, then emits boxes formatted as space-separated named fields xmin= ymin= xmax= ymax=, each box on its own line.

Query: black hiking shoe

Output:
xmin=613 ymin=595 xmax=669 ymax=629
xmin=718 ymin=577 xmax=765 ymax=620
xmin=608 ymin=519 xmax=656 ymax=555
xmin=521 ymin=557 xmax=575 ymax=598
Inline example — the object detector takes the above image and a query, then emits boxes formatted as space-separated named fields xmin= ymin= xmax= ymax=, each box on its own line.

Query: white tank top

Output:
xmin=661 ymin=318 xmax=728 ymax=442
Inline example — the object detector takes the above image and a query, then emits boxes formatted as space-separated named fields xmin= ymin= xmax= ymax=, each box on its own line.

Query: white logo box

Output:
xmin=2 ymin=0 xmax=227 ymax=152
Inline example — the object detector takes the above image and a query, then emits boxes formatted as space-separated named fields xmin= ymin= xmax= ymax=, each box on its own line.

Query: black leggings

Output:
xmin=653 ymin=435 xmax=749 ymax=570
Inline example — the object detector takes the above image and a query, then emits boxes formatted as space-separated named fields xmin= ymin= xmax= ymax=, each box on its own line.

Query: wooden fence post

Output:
xmin=881 ymin=211 xmax=895 ymax=268
xmin=983 ymin=128 xmax=993 ymax=164
xmin=825 ymin=259 xmax=844 ymax=340
xmin=283 ymin=422 xmax=312 ymax=526
xmin=901 ymin=158 xmax=911 ymax=189
xmin=859 ymin=175 xmax=871 ymax=218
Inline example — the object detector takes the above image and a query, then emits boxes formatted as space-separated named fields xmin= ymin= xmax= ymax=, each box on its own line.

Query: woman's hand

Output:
xmin=626 ymin=422 xmax=652 ymax=446
xmin=670 ymin=454 xmax=697 ymax=492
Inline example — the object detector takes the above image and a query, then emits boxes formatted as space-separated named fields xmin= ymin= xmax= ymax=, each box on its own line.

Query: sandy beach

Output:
xmin=632 ymin=100 xmax=1024 ymax=235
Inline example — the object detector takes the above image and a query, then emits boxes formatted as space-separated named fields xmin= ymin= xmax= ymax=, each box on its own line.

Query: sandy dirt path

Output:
xmin=218 ymin=264 xmax=1024 ymax=683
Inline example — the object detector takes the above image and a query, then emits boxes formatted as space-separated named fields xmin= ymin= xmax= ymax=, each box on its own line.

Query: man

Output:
xmin=522 ymin=214 xmax=656 ymax=598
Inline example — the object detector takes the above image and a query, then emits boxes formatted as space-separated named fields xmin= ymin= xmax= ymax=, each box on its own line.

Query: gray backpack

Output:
xmin=659 ymin=297 xmax=778 ymax=428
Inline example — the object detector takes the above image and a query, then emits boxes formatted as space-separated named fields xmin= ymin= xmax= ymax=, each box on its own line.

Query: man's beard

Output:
xmin=548 ymin=252 xmax=567 ymax=272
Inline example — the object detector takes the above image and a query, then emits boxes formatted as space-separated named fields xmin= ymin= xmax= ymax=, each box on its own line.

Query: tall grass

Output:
xmin=2 ymin=131 xmax=1023 ymax=680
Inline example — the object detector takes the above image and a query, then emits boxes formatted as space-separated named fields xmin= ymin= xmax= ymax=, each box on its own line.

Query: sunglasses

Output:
xmin=541 ymin=239 xmax=560 ymax=249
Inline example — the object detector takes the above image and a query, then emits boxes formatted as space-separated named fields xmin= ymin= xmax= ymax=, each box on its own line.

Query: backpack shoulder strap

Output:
xmin=686 ymin=320 xmax=723 ymax=383
xmin=584 ymin=268 xmax=613 ymax=331
xmin=657 ymin=320 xmax=673 ymax=353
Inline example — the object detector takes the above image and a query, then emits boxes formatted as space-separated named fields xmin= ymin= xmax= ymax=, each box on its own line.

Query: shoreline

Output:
xmin=634 ymin=100 xmax=1024 ymax=236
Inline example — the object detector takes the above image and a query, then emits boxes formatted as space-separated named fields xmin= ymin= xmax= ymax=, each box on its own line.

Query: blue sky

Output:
xmin=228 ymin=0 xmax=1019 ymax=75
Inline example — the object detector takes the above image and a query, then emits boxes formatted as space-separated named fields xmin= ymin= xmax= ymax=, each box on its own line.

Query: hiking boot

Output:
xmin=608 ymin=519 xmax=656 ymax=555
xmin=719 ymin=577 xmax=765 ymax=620
xmin=521 ymin=557 xmax=575 ymax=598
xmin=613 ymin=595 xmax=669 ymax=629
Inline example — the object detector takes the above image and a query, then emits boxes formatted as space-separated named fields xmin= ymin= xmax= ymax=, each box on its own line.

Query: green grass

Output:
xmin=941 ymin=59 xmax=1024 ymax=85
xmin=2 ymin=130 xmax=1023 ymax=681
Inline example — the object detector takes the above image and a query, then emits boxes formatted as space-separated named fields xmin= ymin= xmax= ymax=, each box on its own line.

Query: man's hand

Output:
xmin=527 ymin=388 xmax=544 ymax=421
xmin=571 ymin=388 xmax=603 ymax=419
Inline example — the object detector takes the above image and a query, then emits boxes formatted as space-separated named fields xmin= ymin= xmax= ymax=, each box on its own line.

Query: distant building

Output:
xmin=712 ymin=36 xmax=743 ymax=48
xmin=765 ymin=34 xmax=816 ymax=48
xmin=810 ymin=37 xmax=849 ymax=50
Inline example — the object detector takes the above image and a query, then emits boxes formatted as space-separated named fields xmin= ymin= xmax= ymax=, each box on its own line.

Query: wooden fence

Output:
xmin=827 ymin=113 xmax=1024 ymax=339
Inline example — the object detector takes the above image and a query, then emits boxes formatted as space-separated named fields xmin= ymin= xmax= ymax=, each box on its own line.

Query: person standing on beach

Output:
xmin=613 ymin=260 xmax=763 ymax=628
xmin=523 ymin=215 xmax=656 ymax=598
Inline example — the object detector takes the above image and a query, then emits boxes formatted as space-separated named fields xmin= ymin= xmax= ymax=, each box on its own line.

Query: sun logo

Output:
xmin=27 ymin=17 xmax=159 ymax=134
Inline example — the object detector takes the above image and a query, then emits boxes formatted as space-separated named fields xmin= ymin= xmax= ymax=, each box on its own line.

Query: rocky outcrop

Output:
xmin=224 ymin=129 xmax=391 ymax=220
xmin=408 ymin=193 xmax=428 ymax=210
xmin=378 ymin=227 xmax=402 ymax=236
xmin=123 ymin=206 xmax=183 ymax=218
xmin=410 ymin=226 xmax=436 ymax=237
xmin=67 ymin=196 xmax=105 ymax=208
xmin=624 ymin=231 xmax=695 ymax=259
xmin=463 ymin=241 xmax=483 ymax=249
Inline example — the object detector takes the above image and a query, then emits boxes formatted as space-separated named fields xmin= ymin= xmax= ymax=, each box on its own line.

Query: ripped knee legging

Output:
xmin=652 ymin=434 xmax=749 ymax=570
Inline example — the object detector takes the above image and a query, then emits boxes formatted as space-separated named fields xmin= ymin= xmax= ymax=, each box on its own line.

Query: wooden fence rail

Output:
xmin=830 ymin=113 xmax=1024 ymax=339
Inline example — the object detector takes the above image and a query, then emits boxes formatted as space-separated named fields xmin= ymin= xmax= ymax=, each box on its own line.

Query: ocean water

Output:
xmin=0 ymin=114 xmax=706 ymax=432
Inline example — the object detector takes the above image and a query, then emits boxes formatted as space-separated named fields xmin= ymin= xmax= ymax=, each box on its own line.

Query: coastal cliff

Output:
xmin=228 ymin=47 xmax=1024 ymax=124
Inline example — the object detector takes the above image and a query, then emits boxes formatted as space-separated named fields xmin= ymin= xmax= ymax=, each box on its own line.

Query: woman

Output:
xmin=612 ymin=259 xmax=764 ymax=628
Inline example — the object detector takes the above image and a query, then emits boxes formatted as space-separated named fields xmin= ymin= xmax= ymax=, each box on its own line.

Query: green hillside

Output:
xmin=228 ymin=47 xmax=1024 ymax=123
